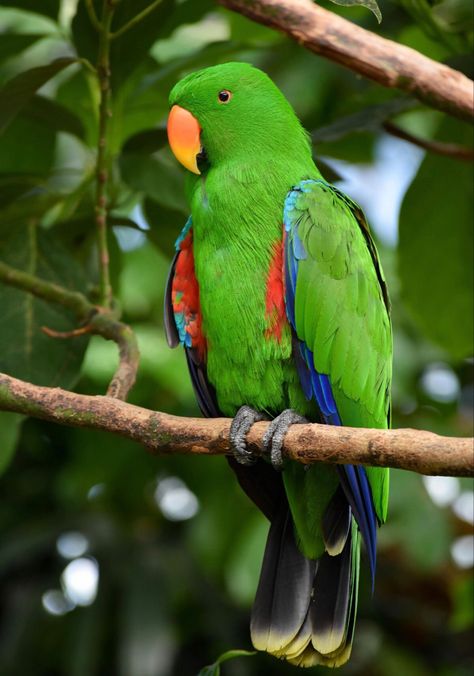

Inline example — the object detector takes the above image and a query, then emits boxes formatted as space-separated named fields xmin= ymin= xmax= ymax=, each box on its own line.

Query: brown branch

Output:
xmin=0 ymin=261 xmax=139 ymax=400
xmin=383 ymin=121 xmax=474 ymax=160
xmin=218 ymin=0 xmax=474 ymax=123
xmin=0 ymin=372 xmax=472 ymax=477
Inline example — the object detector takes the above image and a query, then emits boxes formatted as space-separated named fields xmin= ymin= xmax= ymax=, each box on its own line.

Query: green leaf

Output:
xmin=155 ymin=0 xmax=215 ymax=39
xmin=119 ymin=149 xmax=188 ymax=213
xmin=0 ymin=412 xmax=23 ymax=476
xmin=398 ymin=118 xmax=474 ymax=359
xmin=0 ymin=175 xmax=45 ymax=209
xmin=0 ymin=57 xmax=77 ymax=134
xmin=0 ymin=115 xmax=56 ymax=175
xmin=0 ymin=187 xmax=61 ymax=225
xmin=143 ymin=198 xmax=186 ymax=258
xmin=122 ymin=128 xmax=168 ymax=154
xmin=327 ymin=0 xmax=382 ymax=23
xmin=398 ymin=0 xmax=472 ymax=53
xmin=0 ymin=34 xmax=47 ymax=64
xmin=197 ymin=650 xmax=257 ymax=676
xmin=72 ymin=0 xmax=176 ymax=89
xmin=0 ymin=1 xmax=60 ymax=19
xmin=22 ymin=95 xmax=85 ymax=138
xmin=55 ymin=69 xmax=98 ymax=147
xmin=311 ymin=98 xmax=416 ymax=144
xmin=433 ymin=0 xmax=474 ymax=34
xmin=0 ymin=223 xmax=89 ymax=388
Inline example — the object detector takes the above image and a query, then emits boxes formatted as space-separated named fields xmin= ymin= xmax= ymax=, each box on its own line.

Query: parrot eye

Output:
xmin=217 ymin=90 xmax=232 ymax=104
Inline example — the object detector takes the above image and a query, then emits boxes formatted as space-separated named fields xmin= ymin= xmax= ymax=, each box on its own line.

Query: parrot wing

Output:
xmin=164 ymin=217 xmax=220 ymax=418
xmin=283 ymin=179 xmax=392 ymax=579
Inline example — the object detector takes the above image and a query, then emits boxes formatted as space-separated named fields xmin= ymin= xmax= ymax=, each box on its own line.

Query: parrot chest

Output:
xmin=190 ymin=178 xmax=299 ymax=416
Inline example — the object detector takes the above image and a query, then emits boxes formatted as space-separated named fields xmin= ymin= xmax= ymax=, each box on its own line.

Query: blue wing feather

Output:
xmin=284 ymin=181 xmax=378 ymax=584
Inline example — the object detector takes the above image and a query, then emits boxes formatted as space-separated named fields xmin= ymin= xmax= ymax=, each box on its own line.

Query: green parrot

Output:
xmin=165 ymin=62 xmax=392 ymax=668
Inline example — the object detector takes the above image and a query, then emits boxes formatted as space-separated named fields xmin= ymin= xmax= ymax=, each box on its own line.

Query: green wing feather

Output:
xmin=291 ymin=180 xmax=392 ymax=523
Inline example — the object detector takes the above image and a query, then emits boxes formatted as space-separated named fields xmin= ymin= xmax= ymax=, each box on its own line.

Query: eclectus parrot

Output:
xmin=165 ymin=62 xmax=392 ymax=668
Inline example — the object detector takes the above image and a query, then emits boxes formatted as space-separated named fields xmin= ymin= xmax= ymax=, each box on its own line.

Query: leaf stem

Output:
xmin=85 ymin=0 xmax=102 ymax=32
xmin=94 ymin=0 xmax=116 ymax=309
xmin=109 ymin=0 xmax=163 ymax=40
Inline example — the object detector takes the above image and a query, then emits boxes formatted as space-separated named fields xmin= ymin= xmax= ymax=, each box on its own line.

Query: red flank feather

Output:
xmin=265 ymin=239 xmax=287 ymax=342
xmin=172 ymin=231 xmax=206 ymax=360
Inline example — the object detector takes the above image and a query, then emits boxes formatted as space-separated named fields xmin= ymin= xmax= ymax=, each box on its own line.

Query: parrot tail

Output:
xmin=250 ymin=503 xmax=360 ymax=668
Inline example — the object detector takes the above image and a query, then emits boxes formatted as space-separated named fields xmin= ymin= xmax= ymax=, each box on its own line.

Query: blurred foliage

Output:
xmin=0 ymin=1 xmax=473 ymax=676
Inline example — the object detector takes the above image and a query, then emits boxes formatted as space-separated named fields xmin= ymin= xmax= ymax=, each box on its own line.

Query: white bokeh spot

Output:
xmin=61 ymin=557 xmax=99 ymax=607
xmin=423 ymin=476 xmax=460 ymax=507
xmin=451 ymin=535 xmax=474 ymax=569
xmin=154 ymin=476 xmax=199 ymax=521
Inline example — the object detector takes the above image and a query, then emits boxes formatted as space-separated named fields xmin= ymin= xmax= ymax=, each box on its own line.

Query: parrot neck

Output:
xmin=186 ymin=154 xmax=322 ymax=237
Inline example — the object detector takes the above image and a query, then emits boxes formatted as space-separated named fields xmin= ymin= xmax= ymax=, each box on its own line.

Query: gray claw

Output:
xmin=230 ymin=405 xmax=267 ymax=466
xmin=263 ymin=409 xmax=308 ymax=470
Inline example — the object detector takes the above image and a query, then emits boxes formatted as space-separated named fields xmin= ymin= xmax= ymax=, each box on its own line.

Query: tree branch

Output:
xmin=0 ymin=261 xmax=139 ymax=400
xmin=383 ymin=121 xmax=474 ymax=161
xmin=218 ymin=0 xmax=474 ymax=123
xmin=0 ymin=372 xmax=471 ymax=477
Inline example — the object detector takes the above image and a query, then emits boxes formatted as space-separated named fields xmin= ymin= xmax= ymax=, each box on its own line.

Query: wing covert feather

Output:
xmin=287 ymin=180 xmax=392 ymax=430
xmin=284 ymin=179 xmax=392 ymax=528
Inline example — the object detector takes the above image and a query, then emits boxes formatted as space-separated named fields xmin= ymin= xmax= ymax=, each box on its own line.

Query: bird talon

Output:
xmin=264 ymin=409 xmax=308 ymax=470
xmin=230 ymin=405 xmax=268 ymax=465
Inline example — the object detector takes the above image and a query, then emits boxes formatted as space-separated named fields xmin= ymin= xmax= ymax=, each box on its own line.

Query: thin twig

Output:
xmin=85 ymin=0 xmax=102 ymax=32
xmin=0 ymin=261 xmax=139 ymax=400
xmin=0 ymin=261 xmax=91 ymax=317
xmin=218 ymin=0 xmax=474 ymax=123
xmin=0 ymin=372 xmax=472 ymax=477
xmin=110 ymin=0 xmax=163 ymax=39
xmin=94 ymin=0 xmax=115 ymax=309
xmin=42 ymin=325 xmax=93 ymax=339
xmin=383 ymin=121 xmax=474 ymax=161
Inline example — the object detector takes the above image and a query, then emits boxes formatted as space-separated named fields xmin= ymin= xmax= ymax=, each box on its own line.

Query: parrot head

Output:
xmin=167 ymin=62 xmax=311 ymax=174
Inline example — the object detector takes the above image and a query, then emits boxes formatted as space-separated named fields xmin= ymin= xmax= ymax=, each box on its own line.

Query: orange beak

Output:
xmin=167 ymin=105 xmax=202 ymax=175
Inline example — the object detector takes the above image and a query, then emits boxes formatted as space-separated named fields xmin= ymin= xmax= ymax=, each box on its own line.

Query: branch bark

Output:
xmin=218 ymin=0 xmax=474 ymax=123
xmin=0 ymin=372 xmax=472 ymax=477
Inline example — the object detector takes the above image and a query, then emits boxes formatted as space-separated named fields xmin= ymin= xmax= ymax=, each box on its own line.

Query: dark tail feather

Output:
xmin=251 ymin=507 xmax=360 ymax=668
xmin=250 ymin=504 xmax=316 ymax=655
xmin=310 ymin=527 xmax=353 ymax=655
xmin=322 ymin=486 xmax=352 ymax=556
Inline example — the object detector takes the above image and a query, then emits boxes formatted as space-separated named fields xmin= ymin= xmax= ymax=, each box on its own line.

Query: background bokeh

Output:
xmin=0 ymin=1 xmax=473 ymax=675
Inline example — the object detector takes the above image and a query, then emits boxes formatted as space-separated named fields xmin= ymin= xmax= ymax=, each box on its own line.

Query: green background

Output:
xmin=0 ymin=1 xmax=472 ymax=675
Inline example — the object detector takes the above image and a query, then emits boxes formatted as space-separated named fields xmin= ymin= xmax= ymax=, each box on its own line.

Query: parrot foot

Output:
xmin=230 ymin=405 xmax=268 ymax=466
xmin=263 ymin=409 xmax=308 ymax=470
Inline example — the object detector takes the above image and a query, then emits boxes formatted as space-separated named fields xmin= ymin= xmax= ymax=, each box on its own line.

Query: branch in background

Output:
xmin=93 ymin=1 xmax=116 ymax=309
xmin=218 ymin=0 xmax=474 ymax=123
xmin=110 ymin=0 xmax=164 ymax=39
xmin=0 ymin=261 xmax=139 ymax=400
xmin=383 ymin=121 xmax=474 ymax=161
xmin=85 ymin=0 xmax=102 ymax=32
xmin=0 ymin=372 xmax=472 ymax=477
